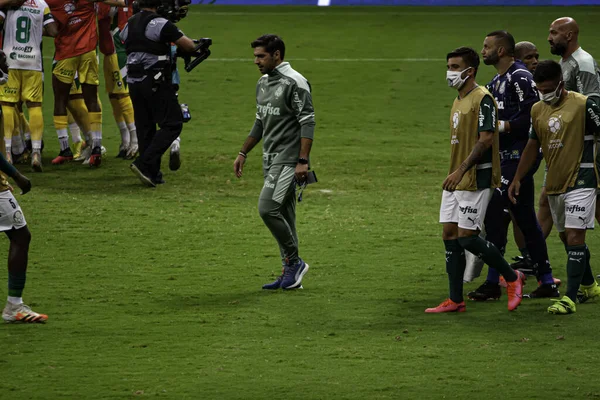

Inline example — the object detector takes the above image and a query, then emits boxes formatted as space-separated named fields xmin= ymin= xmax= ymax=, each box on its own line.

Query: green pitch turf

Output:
xmin=2 ymin=5 xmax=600 ymax=399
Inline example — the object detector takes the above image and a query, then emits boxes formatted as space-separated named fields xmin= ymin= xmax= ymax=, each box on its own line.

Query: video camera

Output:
xmin=179 ymin=38 xmax=212 ymax=72
xmin=133 ymin=0 xmax=191 ymax=22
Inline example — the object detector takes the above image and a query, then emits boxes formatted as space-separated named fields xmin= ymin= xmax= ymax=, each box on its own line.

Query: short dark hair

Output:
xmin=533 ymin=60 xmax=563 ymax=84
xmin=446 ymin=47 xmax=480 ymax=76
xmin=486 ymin=30 xmax=516 ymax=56
xmin=251 ymin=34 xmax=285 ymax=60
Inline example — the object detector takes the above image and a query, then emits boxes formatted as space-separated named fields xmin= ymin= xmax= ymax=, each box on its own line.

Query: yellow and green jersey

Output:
xmin=448 ymin=85 xmax=501 ymax=191
xmin=530 ymin=92 xmax=600 ymax=194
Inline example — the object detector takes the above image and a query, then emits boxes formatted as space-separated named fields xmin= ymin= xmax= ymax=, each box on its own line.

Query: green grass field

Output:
xmin=3 ymin=5 xmax=600 ymax=399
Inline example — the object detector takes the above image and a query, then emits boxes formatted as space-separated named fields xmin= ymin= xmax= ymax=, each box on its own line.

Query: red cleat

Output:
xmin=51 ymin=148 xmax=74 ymax=165
xmin=425 ymin=298 xmax=466 ymax=313
xmin=506 ymin=270 xmax=526 ymax=311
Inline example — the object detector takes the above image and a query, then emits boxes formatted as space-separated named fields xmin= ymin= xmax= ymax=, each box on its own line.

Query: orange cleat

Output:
xmin=425 ymin=298 xmax=466 ymax=313
xmin=506 ymin=270 xmax=526 ymax=311
xmin=51 ymin=148 xmax=74 ymax=165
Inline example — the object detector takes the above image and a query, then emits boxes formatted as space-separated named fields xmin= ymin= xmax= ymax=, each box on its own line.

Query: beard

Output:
xmin=550 ymin=42 xmax=567 ymax=56
xmin=483 ymin=52 xmax=500 ymax=66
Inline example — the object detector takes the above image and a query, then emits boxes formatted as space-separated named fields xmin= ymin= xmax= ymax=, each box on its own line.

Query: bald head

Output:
xmin=515 ymin=41 xmax=539 ymax=72
xmin=548 ymin=17 xmax=580 ymax=57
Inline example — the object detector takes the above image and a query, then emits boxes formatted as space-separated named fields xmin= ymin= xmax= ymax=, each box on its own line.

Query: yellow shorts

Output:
xmin=0 ymin=69 xmax=43 ymax=103
xmin=70 ymin=77 xmax=82 ymax=95
xmin=53 ymin=50 xmax=99 ymax=85
xmin=103 ymin=53 xmax=128 ymax=95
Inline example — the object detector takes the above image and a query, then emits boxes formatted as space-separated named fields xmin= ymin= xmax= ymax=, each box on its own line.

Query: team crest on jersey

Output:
xmin=64 ymin=2 xmax=76 ymax=14
xmin=499 ymin=81 xmax=506 ymax=94
xmin=548 ymin=116 xmax=562 ymax=135
xmin=274 ymin=86 xmax=283 ymax=98
xmin=452 ymin=111 xmax=460 ymax=129
xmin=12 ymin=210 xmax=24 ymax=225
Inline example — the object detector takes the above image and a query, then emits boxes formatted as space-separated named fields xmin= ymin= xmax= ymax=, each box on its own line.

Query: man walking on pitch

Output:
xmin=233 ymin=34 xmax=315 ymax=290
xmin=509 ymin=60 xmax=600 ymax=314
xmin=468 ymin=31 xmax=558 ymax=300
xmin=427 ymin=47 xmax=525 ymax=313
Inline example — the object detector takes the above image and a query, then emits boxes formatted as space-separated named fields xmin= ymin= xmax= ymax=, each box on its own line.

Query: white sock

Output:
xmin=127 ymin=122 xmax=137 ymax=146
xmin=69 ymin=122 xmax=82 ymax=143
xmin=12 ymin=135 xmax=25 ymax=155
xmin=118 ymin=121 xmax=130 ymax=147
xmin=57 ymin=129 xmax=69 ymax=151
xmin=32 ymin=140 xmax=42 ymax=153
xmin=171 ymin=136 xmax=180 ymax=152
xmin=91 ymin=131 xmax=102 ymax=149
xmin=7 ymin=296 xmax=22 ymax=305
xmin=4 ymin=137 xmax=12 ymax=156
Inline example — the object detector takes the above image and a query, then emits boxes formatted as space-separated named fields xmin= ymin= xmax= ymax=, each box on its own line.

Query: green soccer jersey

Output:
xmin=560 ymin=47 xmax=600 ymax=105
xmin=248 ymin=62 xmax=316 ymax=169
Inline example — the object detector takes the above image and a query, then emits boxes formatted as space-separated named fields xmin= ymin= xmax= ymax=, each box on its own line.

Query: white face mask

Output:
xmin=446 ymin=67 xmax=472 ymax=89
xmin=539 ymin=82 xmax=563 ymax=105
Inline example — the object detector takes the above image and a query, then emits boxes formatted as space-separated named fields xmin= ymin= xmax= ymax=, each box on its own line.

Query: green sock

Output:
xmin=458 ymin=235 xmax=517 ymax=282
xmin=444 ymin=239 xmax=465 ymax=303
xmin=566 ymin=245 xmax=587 ymax=301
xmin=8 ymin=270 xmax=26 ymax=298
xmin=519 ymin=247 xmax=530 ymax=258
xmin=581 ymin=245 xmax=595 ymax=287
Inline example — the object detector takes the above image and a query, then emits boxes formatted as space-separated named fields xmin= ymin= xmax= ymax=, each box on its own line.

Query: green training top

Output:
xmin=248 ymin=62 xmax=316 ymax=169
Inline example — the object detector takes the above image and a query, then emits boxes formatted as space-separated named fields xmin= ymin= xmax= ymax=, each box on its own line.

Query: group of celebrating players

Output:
xmin=430 ymin=17 xmax=600 ymax=315
xmin=0 ymin=0 xmax=172 ymax=173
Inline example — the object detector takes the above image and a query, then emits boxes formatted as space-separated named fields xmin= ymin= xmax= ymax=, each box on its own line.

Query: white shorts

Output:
xmin=548 ymin=188 xmax=596 ymax=232
xmin=439 ymin=189 xmax=492 ymax=230
xmin=0 ymin=190 xmax=26 ymax=231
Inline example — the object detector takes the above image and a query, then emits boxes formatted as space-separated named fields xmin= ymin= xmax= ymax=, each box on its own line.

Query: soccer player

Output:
xmin=47 ymin=0 xmax=103 ymax=167
xmin=515 ymin=41 xmax=539 ymax=73
xmin=509 ymin=60 xmax=600 ymax=314
xmin=0 ymin=0 xmax=57 ymax=171
xmin=97 ymin=1 xmax=138 ymax=159
xmin=233 ymin=34 xmax=314 ymax=290
xmin=426 ymin=47 xmax=525 ymax=313
xmin=468 ymin=31 xmax=558 ymax=300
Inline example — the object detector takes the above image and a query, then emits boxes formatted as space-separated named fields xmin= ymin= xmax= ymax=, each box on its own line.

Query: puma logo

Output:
xmin=569 ymin=257 xmax=583 ymax=263
xmin=579 ymin=216 xmax=588 ymax=225
xmin=467 ymin=217 xmax=477 ymax=225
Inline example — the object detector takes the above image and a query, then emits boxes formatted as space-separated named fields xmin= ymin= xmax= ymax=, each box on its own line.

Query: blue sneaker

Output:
xmin=262 ymin=271 xmax=284 ymax=290
xmin=281 ymin=259 xmax=309 ymax=290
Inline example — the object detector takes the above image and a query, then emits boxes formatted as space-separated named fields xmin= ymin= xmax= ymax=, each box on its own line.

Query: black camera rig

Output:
xmin=133 ymin=0 xmax=191 ymax=23
xmin=179 ymin=38 xmax=212 ymax=72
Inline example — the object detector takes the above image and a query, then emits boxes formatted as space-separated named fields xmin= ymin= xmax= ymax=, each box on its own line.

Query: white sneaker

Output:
xmin=75 ymin=146 xmax=91 ymax=162
xmin=2 ymin=302 xmax=48 ymax=323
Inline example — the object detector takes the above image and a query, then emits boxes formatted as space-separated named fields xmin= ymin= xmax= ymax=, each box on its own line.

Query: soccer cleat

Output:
xmin=72 ymin=140 xmax=85 ymax=160
xmin=169 ymin=149 xmax=181 ymax=171
xmin=510 ymin=255 xmax=536 ymax=276
xmin=506 ymin=270 xmax=526 ymax=311
xmin=31 ymin=152 xmax=42 ymax=172
xmin=281 ymin=259 xmax=309 ymax=290
xmin=116 ymin=145 xmax=128 ymax=158
xmin=263 ymin=269 xmax=284 ymax=290
xmin=125 ymin=144 xmax=138 ymax=160
xmin=130 ymin=163 xmax=156 ymax=188
xmin=467 ymin=280 xmax=501 ymax=301
xmin=525 ymin=283 xmax=560 ymax=299
xmin=75 ymin=144 xmax=90 ymax=162
xmin=577 ymin=282 xmax=600 ymax=304
xmin=548 ymin=296 xmax=576 ymax=315
xmin=51 ymin=148 xmax=74 ymax=165
xmin=425 ymin=298 xmax=466 ymax=313
xmin=2 ymin=302 xmax=48 ymax=323
xmin=88 ymin=146 xmax=102 ymax=167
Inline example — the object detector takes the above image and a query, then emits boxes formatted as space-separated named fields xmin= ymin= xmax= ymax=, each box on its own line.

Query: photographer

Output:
xmin=121 ymin=0 xmax=196 ymax=187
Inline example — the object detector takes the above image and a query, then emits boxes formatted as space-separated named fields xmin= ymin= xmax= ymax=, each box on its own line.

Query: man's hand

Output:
xmin=295 ymin=163 xmax=309 ymax=184
xmin=442 ymin=169 xmax=464 ymax=192
xmin=234 ymin=155 xmax=246 ymax=178
xmin=13 ymin=172 xmax=31 ymax=195
xmin=508 ymin=180 xmax=521 ymax=205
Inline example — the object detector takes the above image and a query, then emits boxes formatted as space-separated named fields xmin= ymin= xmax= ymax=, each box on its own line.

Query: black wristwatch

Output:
xmin=298 ymin=158 xmax=309 ymax=165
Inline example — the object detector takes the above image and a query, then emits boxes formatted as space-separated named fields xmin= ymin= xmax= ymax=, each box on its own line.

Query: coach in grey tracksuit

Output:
xmin=234 ymin=34 xmax=315 ymax=290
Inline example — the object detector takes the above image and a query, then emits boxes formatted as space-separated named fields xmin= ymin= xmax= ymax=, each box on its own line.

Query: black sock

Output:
xmin=566 ymin=245 xmax=587 ymax=302
xmin=458 ymin=235 xmax=517 ymax=282
xmin=444 ymin=239 xmax=465 ymax=303
xmin=581 ymin=245 xmax=595 ymax=286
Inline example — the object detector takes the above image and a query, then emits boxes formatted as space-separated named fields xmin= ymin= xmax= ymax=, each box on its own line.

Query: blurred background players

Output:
xmin=0 ymin=0 xmax=57 ymax=171
xmin=47 ymin=0 xmax=103 ymax=167
xmin=97 ymin=1 xmax=139 ymax=159
xmin=515 ymin=41 xmax=539 ymax=73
